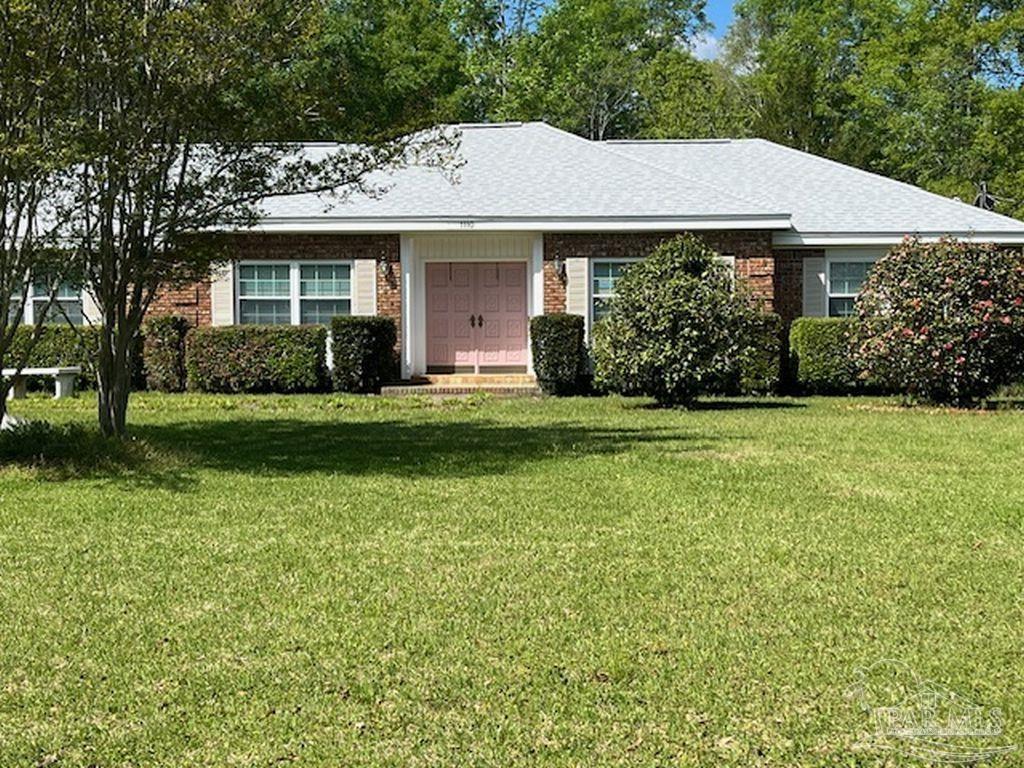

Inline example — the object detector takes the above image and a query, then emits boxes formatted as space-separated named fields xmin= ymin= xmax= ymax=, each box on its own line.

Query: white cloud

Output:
xmin=690 ymin=33 xmax=721 ymax=61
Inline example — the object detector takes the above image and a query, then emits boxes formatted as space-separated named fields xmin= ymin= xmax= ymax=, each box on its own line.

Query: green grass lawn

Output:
xmin=1 ymin=392 xmax=1022 ymax=766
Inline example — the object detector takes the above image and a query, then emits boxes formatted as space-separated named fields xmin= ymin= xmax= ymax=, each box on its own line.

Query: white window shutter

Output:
xmin=802 ymin=256 xmax=826 ymax=317
xmin=81 ymin=290 xmax=102 ymax=325
xmin=352 ymin=259 xmax=377 ymax=316
xmin=210 ymin=262 xmax=235 ymax=326
xmin=564 ymin=257 xmax=588 ymax=316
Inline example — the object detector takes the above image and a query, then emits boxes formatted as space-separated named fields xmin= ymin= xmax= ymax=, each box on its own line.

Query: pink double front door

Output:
xmin=426 ymin=262 xmax=529 ymax=373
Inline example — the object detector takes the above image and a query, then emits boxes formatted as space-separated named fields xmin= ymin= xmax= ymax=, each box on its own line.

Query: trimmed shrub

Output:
xmin=854 ymin=237 xmax=1024 ymax=405
xmin=735 ymin=312 xmax=782 ymax=395
xmin=330 ymin=316 xmax=397 ymax=394
xmin=6 ymin=325 xmax=142 ymax=390
xmin=185 ymin=325 xmax=328 ymax=394
xmin=8 ymin=325 xmax=101 ymax=387
xmin=530 ymin=314 xmax=586 ymax=395
xmin=143 ymin=316 xmax=190 ymax=393
xmin=592 ymin=234 xmax=770 ymax=406
xmin=789 ymin=317 xmax=861 ymax=394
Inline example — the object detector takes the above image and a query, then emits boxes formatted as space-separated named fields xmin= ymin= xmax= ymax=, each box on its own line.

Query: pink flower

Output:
xmin=1014 ymin=298 xmax=1023 ymax=307
xmin=943 ymin=342 xmax=954 ymax=351
xmin=956 ymin=357 xmax=966 ymax=365
xmin=1002 ymin=316 xmax=1012 ymax=325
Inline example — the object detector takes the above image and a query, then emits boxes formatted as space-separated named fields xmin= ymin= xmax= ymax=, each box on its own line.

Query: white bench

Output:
xmin=2 ymin=367 xmax=82 ymax=400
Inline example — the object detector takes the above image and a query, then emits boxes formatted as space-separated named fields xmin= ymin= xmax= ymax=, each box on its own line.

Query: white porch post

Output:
xmin=400 ymin=235 xmax=413 ymax=380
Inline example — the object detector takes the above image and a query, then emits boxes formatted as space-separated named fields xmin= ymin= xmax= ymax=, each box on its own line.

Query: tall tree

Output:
xmin=445 ymin=0 xmax=546 ymax=120
xmin=637 ymin=50 xmax=756 ymax=139
xmin=727 ymin=0 xmax=1024 ymax=217
xmin=65 ymin=0 xmax=453 ymax=437
xmin=0 ymin=0 xmax=80 ymax=419
xmin=497 ymin=0 xmax=709 ymax=139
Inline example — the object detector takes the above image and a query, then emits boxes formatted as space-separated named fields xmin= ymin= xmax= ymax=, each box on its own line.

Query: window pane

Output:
xmin=300 ymin=299 xmax=350 ymax=325
xmin=239 ymin=264 xmax=290 ymax=298
xmin=300 ymin=264 xmax=350 ymax=298
xmin=32 ymin=298 xmax=84 ymax=326
xmin=829 ymin=261 xmax=870 ymax=295
xmin=592 ymin=261 xmax=631 ymax=296
xmin=239 ymin=299 xmax=291 ymax=325
xmin=829 ymin=297 xmax=856 ymax=317
xmin=32 ymin=281 xmax=80 ymax=300
xmin=8 ymin=299 xmax=23 ymax=324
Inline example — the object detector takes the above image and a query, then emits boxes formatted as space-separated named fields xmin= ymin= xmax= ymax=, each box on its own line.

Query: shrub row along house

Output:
xmin=33 ymin=122 xmax=1024 ymax=384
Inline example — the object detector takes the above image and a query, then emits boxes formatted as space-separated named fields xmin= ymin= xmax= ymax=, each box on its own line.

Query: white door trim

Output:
xmin=400 ymin=233 xmax=541 ymax=379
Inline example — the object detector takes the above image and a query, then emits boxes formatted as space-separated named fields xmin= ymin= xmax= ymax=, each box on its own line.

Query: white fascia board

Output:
xmin=774 ymin=231 xmax=1024 ymax=247
xmin=246 ymin=215 xmax=793 ymax=234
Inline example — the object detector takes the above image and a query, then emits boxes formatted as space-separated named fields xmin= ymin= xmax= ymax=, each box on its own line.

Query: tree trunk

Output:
xmin=96 ymin=323 xmax=133 ymax=438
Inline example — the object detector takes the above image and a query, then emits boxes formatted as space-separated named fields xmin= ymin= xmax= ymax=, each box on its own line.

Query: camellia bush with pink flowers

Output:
xmin=854 ymin=237 xmax=1024 ymax=405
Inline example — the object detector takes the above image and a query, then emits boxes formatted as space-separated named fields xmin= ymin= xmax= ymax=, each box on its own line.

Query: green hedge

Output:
xmin=143 ymin=316 xmax=190 ymax=393
xmin=6 ymin=325 xmax=143 ymax=390
xmin=185 ymin=326 xmax=328 ymax=394
xmin=330 ymin=316 xmax=397 ymax=394
xmin=789 ymin=317 xmax=861 ymax=394
xmin=530 ymin=314 xmax=586 ymax=395
xmin=737 ymin=312 xmax=782 ymax=395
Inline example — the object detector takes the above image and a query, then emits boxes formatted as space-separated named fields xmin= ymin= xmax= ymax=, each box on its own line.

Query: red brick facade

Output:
xmin=774 ymin=248 xmax=820 ymax=327
xmin=149 ymin=232 xmax=403 ymax=341
xmin=543 ymin=230 xmax=782 ymax=312
xmin=543 ymin=259 xmax=567 ymax=314
xmin=149 ymin=281 xmax=211 ymax=327
xmin=152 ymin=232 xmax=808 ymax=343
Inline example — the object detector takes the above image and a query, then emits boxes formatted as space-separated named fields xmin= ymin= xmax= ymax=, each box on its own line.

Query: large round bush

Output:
xmin=592 ymin=234 xmax=768 ymax=406
xmin=854 ymin=237 xmax=1024 ymax=405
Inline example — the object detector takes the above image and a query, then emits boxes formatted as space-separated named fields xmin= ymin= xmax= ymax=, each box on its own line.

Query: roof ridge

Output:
xmin=605 ymin=138 xmax=737 ymax=145
xmin=589 ymin=130 xmax=791 ymax=217
xmin=748 ymin=138 xmax=1024 ymax=228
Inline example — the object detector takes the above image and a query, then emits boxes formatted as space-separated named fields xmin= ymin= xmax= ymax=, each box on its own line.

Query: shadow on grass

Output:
xmin=628 ymin=398 xmax=806 ymax=412
xmin=0 ymin=420 xmax=192 ymax=489
xmin=134 ymin=417 xmax=707 ymax=479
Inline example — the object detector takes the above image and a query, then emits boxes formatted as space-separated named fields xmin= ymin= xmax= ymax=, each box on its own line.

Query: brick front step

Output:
xmin=381 ymin=384 xmax=541 ymax=397
xmin=417 ymin=374 xmax=537 ymax=386
xmin=381 ymin=375 xmax=541 ymax=397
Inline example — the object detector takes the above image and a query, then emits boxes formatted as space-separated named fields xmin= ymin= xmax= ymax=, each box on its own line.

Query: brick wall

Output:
xmin=543 ymin=231 xmax=779 ymax=312
xmin=149 ymin=233 xmax=403 ymax=342
xmin=153 ymin=231 xmax=811 ymax=346
xmin=772 ymin=249 xmax=813 ymax=327
xmin=543 ymin=259 xmax=566 ymax=314
xmin=149 ymin=281 xmax=211 ymax=327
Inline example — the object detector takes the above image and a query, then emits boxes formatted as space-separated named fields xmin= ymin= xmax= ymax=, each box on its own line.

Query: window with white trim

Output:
xmin=591 ymin=260 xmax=637 ymax=323
xmin=300 ymin=263 xmax=351 ymax=324
xmin=238 ymin=262 xmax=351 ymax=325
xmin=10 ymin=281 xmax=84 ymax=326
xmin=591 ymin=254 xmax=736 ymax=324
xmin=36 ymin=281 xmax=84 ymax=325
xmin=827 ymin=260 xmax=873 ymax=317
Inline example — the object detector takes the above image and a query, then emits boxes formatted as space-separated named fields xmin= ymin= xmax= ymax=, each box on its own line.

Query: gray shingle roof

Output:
xmin=607 ymin=137 xmax=1024 ymax=241
xmin=259 ymin=122 xmax=786 ymax=227
xmin=257 ymin=122 xmax=1024 ymax=242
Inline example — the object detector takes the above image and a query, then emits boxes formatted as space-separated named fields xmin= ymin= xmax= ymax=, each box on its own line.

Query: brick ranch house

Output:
xmin=64 ymin=122 xmax=1024 ymax=380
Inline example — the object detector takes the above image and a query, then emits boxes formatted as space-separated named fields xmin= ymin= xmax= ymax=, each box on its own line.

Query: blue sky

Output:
xmin=693 ymin=0 xmax=737 ymax=60
xmin=705 ymin=0 xmax=736 ymax=32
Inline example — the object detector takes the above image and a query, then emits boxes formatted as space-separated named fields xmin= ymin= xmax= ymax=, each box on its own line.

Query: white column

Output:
xmin=399 ymin=235 xmax=413 ymax=379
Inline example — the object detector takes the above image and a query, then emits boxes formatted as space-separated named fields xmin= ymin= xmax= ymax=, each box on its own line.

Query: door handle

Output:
xmin=477 ymin=314 xmax=484 ymax=327
xmin=469 ymin=315 xmax=476 ymax=328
